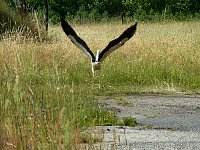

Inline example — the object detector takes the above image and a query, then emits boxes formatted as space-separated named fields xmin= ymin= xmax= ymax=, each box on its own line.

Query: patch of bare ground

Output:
xmin=81 ymin=94 xmax=200 ymax=149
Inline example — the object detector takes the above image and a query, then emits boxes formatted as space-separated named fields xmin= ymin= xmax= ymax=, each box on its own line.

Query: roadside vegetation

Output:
xmin=0 ymin=20 xmax=200 ymax=149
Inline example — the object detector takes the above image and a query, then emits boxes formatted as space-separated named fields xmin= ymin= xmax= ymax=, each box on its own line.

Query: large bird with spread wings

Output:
xmin=61 ymin=17 xmax=137 ymax=74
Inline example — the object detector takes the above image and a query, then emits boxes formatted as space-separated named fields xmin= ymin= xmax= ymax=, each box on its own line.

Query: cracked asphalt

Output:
xmin=82 ymin=94 xmax=200 ymax=150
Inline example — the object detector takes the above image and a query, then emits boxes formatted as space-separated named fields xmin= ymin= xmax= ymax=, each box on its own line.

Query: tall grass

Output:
xmin=0 ymin=21 xmax=200 ymax=149
xmin=53 ymin=21 xmax=200 ymax=92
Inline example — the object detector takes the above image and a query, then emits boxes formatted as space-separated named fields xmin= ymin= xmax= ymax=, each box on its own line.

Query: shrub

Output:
xmin=0 ymin=0 xmax=44 ymax=40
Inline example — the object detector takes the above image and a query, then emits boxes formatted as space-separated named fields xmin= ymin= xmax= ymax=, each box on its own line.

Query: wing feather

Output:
xmin=98 ymin=23 xmax=137 ymax=62
xmin=61 ymin=17 xmax=95 ymax=62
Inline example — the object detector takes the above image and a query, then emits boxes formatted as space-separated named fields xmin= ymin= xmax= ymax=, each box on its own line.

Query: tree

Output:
xmin=45 ymin=0 xmax=48 ymax=37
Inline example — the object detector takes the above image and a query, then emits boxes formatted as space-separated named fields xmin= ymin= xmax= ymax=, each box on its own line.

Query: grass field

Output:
xmin=0 ymin=21 xmax=200 ymax=149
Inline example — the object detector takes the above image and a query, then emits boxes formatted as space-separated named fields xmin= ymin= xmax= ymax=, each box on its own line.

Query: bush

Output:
xmin=122 ymin=117 xmax=137 ymax=127
xmin=0 ymin=0 xmax=44 ymax=40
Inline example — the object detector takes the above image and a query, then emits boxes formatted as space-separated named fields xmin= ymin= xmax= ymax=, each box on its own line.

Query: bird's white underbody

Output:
xmin=92 ymin=61 xmax=101 ymax=73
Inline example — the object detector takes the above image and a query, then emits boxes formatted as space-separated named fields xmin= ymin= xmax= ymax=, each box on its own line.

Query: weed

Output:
xmin=80 ymin=132 xmax=104 ymax=144
xmin=121 ymin=117 xmax=137 ymax=127
xmin=114 ymin=97 xmax=132 ymax=107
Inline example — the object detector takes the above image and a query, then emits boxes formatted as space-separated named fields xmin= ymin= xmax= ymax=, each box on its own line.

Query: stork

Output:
xmin=61 ymin=17 xmax=137 ymax=76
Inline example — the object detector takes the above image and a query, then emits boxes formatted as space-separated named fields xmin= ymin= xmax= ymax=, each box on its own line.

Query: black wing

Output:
xmin=61 ymin=17 xmax=95 ymax=62
xmin=98 ymin=23 xmax=137 ymax=62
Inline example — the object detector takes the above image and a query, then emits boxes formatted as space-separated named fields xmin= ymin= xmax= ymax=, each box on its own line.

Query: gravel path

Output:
xmin=100 ymin=94 xmax=200 ymax=131
xmin=82 ymin=94 xmax=200 ymax=149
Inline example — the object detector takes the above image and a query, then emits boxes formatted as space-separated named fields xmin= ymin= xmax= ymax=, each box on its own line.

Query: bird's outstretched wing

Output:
xmin=98 ymin=23 xmax=137 ymax=62
xmin=61 ymin=17 xmax=96 ymax=62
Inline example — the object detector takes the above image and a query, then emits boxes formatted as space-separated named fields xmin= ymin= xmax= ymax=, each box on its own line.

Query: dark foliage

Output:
xmin=3 ymin=0 xmax=200 ymax=24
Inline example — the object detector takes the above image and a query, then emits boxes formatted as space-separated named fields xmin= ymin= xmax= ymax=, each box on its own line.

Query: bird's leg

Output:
xmin=92 ymin=70 xmax=101 ymax=89
xmin=91 ymin=61 xmax=101 ymax=89
xmin=96 ymin=70 xmax=101 ymax=89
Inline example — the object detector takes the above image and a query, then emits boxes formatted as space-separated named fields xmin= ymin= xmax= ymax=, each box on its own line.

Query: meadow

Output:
xmin=0 ymin=20 xmax=200 ymax=149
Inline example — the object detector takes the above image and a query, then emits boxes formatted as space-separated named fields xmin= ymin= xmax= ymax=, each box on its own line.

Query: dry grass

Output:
xmin=54 ymin=21 xmax=200 ymax=72
xmin=0 ymin=21 xmax=200 ymax=149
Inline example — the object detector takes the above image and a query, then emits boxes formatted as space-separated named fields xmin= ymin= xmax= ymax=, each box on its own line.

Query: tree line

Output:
xmin=4 ymin=0 xmax=200 ymax=23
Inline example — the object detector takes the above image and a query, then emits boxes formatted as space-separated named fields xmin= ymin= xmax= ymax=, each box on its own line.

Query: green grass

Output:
xmin=0 ymin=21 xmax=200 ymax=149
xmin=121 ymin=117 xmax=137 ymax=127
